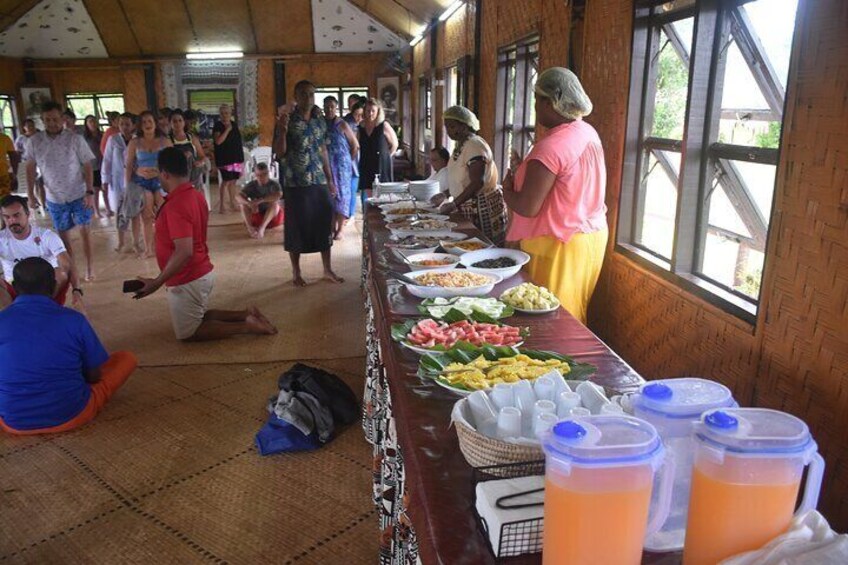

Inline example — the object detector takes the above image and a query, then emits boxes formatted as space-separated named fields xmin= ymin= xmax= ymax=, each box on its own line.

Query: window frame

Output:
xmin=313 ymin=85 xmax=369 ymax=115
xmin=617 ymin=0 xmax=796 ymax=323
xmin=418 ymin=75 xmax=433 ymax=155
xmin=0 ymin=94 xmax=19 ymax=140
xmin=64 ymin=92 xmax=125 ymax=128
xmin=494 ymin=36 xmax=540 ymax=173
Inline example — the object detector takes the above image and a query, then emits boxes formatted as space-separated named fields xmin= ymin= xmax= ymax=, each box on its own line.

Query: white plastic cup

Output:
xmin=600 ymin=403 xmax=625 ymax=415
xmin=557 ymin=391 xmax=582 ymax=418
xmin=534 ymin=399 xmax=557 ymax=420
xmin=490 ymin=383 xmax=515 ymax=410
xmin=513 ymin=380 xmax=537 ymax=413
xmin=467 ymin=390 xmax=498 ymax=427
xmin=496 ymin=406 xmax=522 ymax=440
xmin=534 ymin=376 xmax=557 ymax=402
xmin=577 ymin=381 xmax=610 ymax=414
xmin=550 ymin=371 xmax=571 ymax=396
xmin=533 ymin=411 xmax=559 ymax=437
xmin=568 ymin=407 xmax=591 ymax=417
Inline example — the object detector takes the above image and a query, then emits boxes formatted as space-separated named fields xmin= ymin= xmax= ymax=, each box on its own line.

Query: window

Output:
xmin=418 ymin=76 xmax=432 ymax=154
xmin=65 ymin=93 xmax=124 ymax=127
xmin=495 ymin=37 xmax=540 ymax=171
xmin=618 ymin=0 xmax=799 ymax=319
xmin=0 ymin=95 xmax=18 ymax=139
xmin=314 ymin=86 xmax=369 ymax=114
xmin=442 ymin=63 xmax=468 ymax=153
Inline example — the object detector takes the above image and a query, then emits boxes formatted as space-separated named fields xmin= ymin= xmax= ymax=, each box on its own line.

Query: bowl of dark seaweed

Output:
xmin=459 ymin=248 xmax=531 ymax=280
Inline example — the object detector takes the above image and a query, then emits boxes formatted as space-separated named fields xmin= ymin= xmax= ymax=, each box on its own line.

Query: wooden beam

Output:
xmin=714 ymin=157 xmax=767 ymax=248
xmin=0 ymin=0 xmax=40 ymax=34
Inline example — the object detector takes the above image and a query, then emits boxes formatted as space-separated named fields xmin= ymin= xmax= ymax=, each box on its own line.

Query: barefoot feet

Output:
xmin=322 ymin=270 xmax=344 ymax=284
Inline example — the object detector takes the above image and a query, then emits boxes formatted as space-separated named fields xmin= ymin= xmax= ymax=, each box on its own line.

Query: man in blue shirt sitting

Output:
xmin=0 ymin=257 xmax=137 ymax=434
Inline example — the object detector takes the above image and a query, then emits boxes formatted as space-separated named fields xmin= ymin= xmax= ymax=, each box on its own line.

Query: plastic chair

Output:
xmin=249 ymin=146 xmax=279 ymax=182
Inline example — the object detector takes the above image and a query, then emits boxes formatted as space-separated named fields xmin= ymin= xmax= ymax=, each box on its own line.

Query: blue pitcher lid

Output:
xmin=696 ymin=408 xmax=816 ymax=455
xmin=542 ymin=415 xmax=663 ymax=466
xmin=635 ymin=378 xmax=734 ymax=418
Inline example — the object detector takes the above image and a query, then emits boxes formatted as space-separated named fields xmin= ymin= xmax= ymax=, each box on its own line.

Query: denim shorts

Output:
xmin=46 ymin=197 xmax=92 ymax=232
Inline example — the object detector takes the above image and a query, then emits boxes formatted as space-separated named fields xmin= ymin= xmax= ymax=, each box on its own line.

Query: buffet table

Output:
xmin=360 ymin=205 xmax=655 ymax=564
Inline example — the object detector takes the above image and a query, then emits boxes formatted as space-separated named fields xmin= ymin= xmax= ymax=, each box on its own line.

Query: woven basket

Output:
xmin=455 ymin=419 xmax=544 ymax=473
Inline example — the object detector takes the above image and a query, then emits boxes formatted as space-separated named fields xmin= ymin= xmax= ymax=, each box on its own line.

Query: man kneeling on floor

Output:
xmin=237 ymin=162 xmax=283 ymax=239
xmin=0 ymin=194 xmax=86 ymax=311
xmin=0 ymin=257 xmax=137 ymax=435
xmin=134 ymin=147 xmax=277 ymax=340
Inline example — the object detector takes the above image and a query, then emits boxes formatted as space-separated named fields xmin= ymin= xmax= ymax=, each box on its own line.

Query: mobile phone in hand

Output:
xmin=122 ymin=279 xmax=145 ymax=294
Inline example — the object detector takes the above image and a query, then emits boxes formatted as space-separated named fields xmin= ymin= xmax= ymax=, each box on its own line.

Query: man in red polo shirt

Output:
xmin=133 ymin=147 xmax=277 ymax=341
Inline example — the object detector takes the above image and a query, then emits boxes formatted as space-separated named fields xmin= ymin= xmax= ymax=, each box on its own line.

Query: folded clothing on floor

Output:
xmin=256 ymin=363 xmax=359 ymax=456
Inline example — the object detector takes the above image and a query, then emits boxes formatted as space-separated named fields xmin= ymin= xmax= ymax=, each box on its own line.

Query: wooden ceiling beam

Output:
xmin=0 ymin=0 xmax=42 ymax=34
xmin=349 ymin=0 xmax=425 ymax=39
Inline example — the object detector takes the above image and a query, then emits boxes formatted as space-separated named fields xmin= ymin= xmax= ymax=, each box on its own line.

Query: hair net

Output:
xmin=534 ymin=67 xmax=593 ymax=119
xmin=443 ymin=105 xmax=480 ymax=132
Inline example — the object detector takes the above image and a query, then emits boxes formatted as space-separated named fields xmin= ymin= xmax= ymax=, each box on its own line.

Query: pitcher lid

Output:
xmin=635 ymin=378 xmax=735 ymax=419
xmin=696 ymin=408 xmax=816 ymax=455
xmin=542 ymin=415 xmax=663 ymax=466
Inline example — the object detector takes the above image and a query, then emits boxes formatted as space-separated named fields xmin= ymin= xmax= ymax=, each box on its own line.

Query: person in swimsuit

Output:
xmin=124 ymin=110 xmax=172 ymax=258
xmin=169 ymin=109 xmax=208 ymax=190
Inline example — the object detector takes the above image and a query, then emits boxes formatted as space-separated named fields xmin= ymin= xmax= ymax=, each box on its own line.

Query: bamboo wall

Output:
xmin=582 ymin=0 xmax=848 ymax=529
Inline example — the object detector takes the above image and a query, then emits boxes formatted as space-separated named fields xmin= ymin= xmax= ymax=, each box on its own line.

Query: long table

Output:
xmin=360 ymin=205 xmax=655 ymax=564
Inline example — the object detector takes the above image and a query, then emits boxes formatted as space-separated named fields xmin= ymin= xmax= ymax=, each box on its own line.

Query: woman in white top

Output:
xmin=436 ymin=106 xmax=507 ymax=245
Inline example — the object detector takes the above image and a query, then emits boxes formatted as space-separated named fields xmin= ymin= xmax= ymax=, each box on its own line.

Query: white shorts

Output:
xmin=166 ymin=271 xmax=215 ymax=340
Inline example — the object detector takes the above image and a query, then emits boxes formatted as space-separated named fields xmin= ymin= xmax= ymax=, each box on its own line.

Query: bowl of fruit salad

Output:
xmin=459 ymin=248 xmax=531 ymax=279
xmin=499 ymin=282 xmax=561 ymax=313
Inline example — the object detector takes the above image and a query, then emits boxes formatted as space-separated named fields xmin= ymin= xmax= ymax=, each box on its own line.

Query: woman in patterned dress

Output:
xmin=323 ymin=95 xmax=360 ymax=240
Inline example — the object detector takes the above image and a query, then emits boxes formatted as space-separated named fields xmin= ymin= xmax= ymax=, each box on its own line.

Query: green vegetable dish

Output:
xmin=417 ymin=296 xmax=514 ymax=322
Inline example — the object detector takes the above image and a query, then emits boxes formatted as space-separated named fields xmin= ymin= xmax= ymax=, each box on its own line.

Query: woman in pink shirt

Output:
xmin=502 ymin=67 xmax=608 ymax=323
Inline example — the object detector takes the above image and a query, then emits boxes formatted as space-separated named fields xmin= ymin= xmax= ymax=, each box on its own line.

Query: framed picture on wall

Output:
xmin=20 ymin=86 xmax=53 ymax=128
xmin=377 ymin=76 xmax=400 ymax=127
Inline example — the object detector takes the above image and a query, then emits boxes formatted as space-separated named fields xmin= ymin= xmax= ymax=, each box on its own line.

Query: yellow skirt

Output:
xmin=520 ymin=229 xmax=608 ymax=324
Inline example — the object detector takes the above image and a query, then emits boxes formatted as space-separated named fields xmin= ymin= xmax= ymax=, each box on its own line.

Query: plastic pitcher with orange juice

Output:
xmin=632 ymin=378 xmax=736 ymax=552
xmin=540 ymin=416 xmax=674 ymax=565
xmin=683 ymin=408 xmax=825 ymax=565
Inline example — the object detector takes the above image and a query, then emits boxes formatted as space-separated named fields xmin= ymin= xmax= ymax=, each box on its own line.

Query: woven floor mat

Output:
xmin=52 ymin=214 xmax=366 ymax=367
xmin=0 ymin=358 xmax=375 ymax=564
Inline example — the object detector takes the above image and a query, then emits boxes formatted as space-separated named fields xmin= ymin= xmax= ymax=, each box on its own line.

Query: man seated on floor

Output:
xmin=236 ymin=162 xmax=283 ymax=239
xmin=0 ymin=194 xmax=85 ymax=311
xmin=0 ymin=257 xmax=137 ymax=435
xmin=133 ymin=147 xmax=278 ymax=341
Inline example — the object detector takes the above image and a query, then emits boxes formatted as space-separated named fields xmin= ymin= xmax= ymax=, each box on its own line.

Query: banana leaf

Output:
xmin=417 ymin=297 xmax=514 ymax=323
xmin=417 ymin=343 xmax=597 ymax=392
xmin=391 ymin=319 xmax=530 ymax=352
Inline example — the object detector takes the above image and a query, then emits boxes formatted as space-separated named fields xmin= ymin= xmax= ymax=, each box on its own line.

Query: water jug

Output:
xmin=632 ymin=378 xmax=736 ymax=551
xmin=540 ymin=415 xmax=674 ymax=564
xmin=683 ymin=408 xmax=825 ymax=565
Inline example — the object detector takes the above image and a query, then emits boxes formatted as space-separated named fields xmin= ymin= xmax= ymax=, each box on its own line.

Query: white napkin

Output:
xmin=475 ymin=475 xmax=545 ymax=557
xmin=720 ymin=511 xmax=848 ymax=564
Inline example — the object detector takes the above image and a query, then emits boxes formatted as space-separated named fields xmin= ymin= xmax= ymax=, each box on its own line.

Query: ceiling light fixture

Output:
xmin=409 ymin=33 xmax=424 ymax=47
xmin=439 ymin=0 xmax=464 ymax=22
xmin=186 ymin=51 xmax=244 ymax=60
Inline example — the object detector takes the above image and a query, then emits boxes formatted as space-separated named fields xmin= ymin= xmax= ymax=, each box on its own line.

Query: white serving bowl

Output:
xmin=401 ymin=267 xmax=503 ymax=299
xmin=459 ymin=248 xmax=531 ymax=280
xmin=404 ymin=252 xmax=461 ymax=270
xmin=440 ymin=237 xmax=494 ymax=256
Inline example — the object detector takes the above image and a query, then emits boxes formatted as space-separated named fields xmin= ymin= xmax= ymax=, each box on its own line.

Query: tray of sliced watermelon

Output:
xmin=391 ymin=318 xmax=527 ymax=355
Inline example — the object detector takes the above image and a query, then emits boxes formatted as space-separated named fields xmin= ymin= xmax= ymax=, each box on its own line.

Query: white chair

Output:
xmin=249 ymin=146 xmax=279 ymax=182
xmin=199 ymin=163 xmax=212 ymax=211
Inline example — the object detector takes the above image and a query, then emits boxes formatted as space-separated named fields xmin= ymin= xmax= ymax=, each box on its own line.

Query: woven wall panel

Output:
xmin=440 ymin=4 xmax=472 ymax=67
xmin=121 ymin=67 xmax=147 ymax=114
xmin=256 ymin=60 xmax=275 ymax=145
xmin=585 ymin=0 xmax=848 ymax=529
xmin=754 ymin=0 xmax=848 ymax=527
